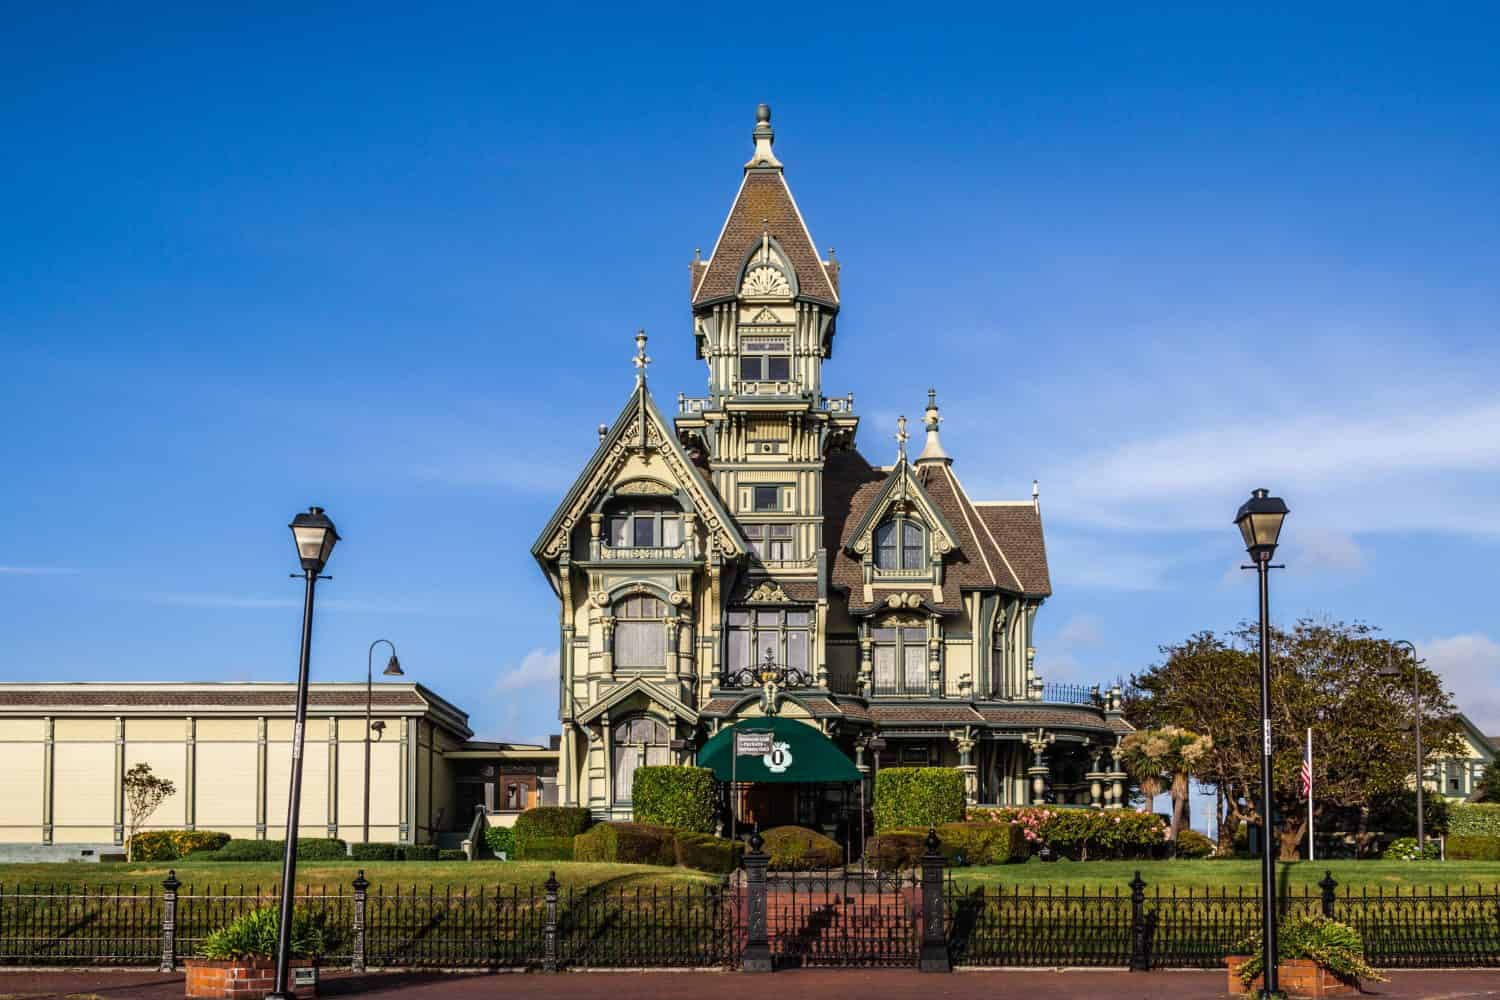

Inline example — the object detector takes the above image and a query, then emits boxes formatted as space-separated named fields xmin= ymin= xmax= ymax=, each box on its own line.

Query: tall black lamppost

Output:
xmin=1235 ymin=487 xmax=1289 ymax=1000
xmin=269 ymin=507 xmax=339 ymax=1000
xmin=364 ymin=639 xmax=404 ymax=846
xmin=1380 ymin=640 xmax=1424 ymax=851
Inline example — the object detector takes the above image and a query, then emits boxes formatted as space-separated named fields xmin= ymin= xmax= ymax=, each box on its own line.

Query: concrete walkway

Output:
xmin=1 ymin=968 xmax=1498 ymax=1000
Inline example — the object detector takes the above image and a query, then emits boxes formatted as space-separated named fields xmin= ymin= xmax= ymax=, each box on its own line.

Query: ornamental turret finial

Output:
xmin=914 ymin=387 xmax=952 ymax=466
xmin=746 ymin=102 xmax=782 ymax=170
xmin=632 ymin=330 xmax=651 ymax=385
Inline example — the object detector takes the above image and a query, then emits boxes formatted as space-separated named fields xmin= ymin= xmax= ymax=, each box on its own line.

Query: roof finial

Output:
xmin=632 ymin=330 xmax=651 ymax=385
xmin=895 ymin=415 xmax=909 ymax=461
xmin=746 ymin=102 xmax=783 ymax=170
xmin=914 ymin=387 xmax=952 ymax=466
xmin=1032 ymin=479 xmax=1040 ymax=511
xmin=598 ymin=423 xmax=609 ymax=443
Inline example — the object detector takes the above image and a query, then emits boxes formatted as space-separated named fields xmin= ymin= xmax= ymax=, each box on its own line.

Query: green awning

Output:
xmin=697 ymin=716 xmax=862 ymax=785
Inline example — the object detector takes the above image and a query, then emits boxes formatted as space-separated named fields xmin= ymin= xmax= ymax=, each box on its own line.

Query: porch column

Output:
xmin=1086 ymin=748 xmax=1106 ymax=809
xmin=951 ymin=728 xmax=978 ymax=806
xmin=1024 ymin=729 xmax=1054 ymax=804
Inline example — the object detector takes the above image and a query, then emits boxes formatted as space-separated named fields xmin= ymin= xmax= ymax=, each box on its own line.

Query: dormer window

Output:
xmin=874 ymin=518 xmax=925 ymax=571
xmin=606 ymin=502 xmax=682 ymax=549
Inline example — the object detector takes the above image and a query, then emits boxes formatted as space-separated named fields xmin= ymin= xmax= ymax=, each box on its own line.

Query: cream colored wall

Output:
xmin=0 ymin=712 xmax=442 ymax=846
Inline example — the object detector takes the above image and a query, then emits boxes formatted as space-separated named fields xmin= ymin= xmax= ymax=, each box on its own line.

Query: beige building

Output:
xmin=0 ymin=682 xmax=474 ymax=859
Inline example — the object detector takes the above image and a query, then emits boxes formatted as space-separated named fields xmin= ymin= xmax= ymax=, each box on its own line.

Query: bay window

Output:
xmin=872 ymin=624 xmax=928 ymax=695
xmin=614 ymin=594 xmax=668 ymax=667
xmin=726 ymin=608 xmax=810 ymax=679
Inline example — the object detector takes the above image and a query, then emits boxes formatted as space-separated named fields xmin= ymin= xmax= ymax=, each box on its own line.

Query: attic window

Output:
xmin=874 ymin=518 xmax=925 ymax=571
xmin=740 ymin=338 xmax=791 ymax=382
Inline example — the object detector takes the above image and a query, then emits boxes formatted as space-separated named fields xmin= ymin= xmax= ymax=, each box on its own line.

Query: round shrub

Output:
xmin=573 ymin=823 xmax=677 ymax=866
xmin=675 ymin=832 xmax=744 ymax=874
xmin=1173 ymin=829 xmax=1215 ymax=858
xmin=514 ymin=807 xmax=591 ymax=859
xmin=761 ymin=826 xmax=842 ymax=870
xmin=1446 ymin=835 xmax=1500 ymax=860
xmin=873 ymin=768 xmax=965 ymax=833
xmin=129 ymin=830 xmax=232 ymax=862
xmin=632 ymin=766 xmax=717 ymax=833
xmin=483 ymin=826 xmax=515 ymax=859
xmin=865 ymin=830 xmax=926 ymax=870
xmin=937 ymin=821 xmax=1025 ymax=865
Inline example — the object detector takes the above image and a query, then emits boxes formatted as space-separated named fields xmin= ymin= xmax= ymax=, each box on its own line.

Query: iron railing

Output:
xmin=1039 ymin=682 xmax=1102 ymax=706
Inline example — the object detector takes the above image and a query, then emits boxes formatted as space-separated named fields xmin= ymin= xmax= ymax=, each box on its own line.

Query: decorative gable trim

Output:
xmin=575 ymin=676 xmax=699 ymax=727
xmin=531 ymin=384 xmax=747 ymax=562
xmin=844 ymin=460 xmax=960 ymax=560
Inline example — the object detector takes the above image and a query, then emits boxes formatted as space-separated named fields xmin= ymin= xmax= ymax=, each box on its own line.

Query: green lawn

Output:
xmin=0 ymin=859 xmax=717 ymax=894
xmin=952 ymin=859 xmax=1500 ymax=893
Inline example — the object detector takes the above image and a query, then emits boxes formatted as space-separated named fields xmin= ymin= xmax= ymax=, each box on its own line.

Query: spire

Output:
xmin=895 ymin=415 xmax=909 ymax=462
xmin=914 ymin=388 xmax=952 ymax=466
xmin=632 ymin=330 xmax=651 ymax=385
xmin=746 ymin=102 xmax=782 ymax=170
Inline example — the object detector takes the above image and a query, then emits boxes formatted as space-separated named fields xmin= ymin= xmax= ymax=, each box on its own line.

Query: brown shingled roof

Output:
xmin=917 ymin=463 xmax=1022 ymax=593
xmin=692 ymin=170 xmax=838 ymax=307
xmin=974 ymin=502 xmax=1051 ymax=597
xmin=0 ymin=688 xmax=429 ymax=709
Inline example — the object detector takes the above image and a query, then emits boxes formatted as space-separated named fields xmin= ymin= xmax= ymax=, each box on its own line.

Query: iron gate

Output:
xmin=762 ymin=869 xmax=923 ymax=968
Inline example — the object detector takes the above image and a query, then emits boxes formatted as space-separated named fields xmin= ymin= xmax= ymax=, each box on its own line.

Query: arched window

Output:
xmin=614 ymin=594 xmax=667 ymax=667
xmin=874 ymin=518 xmax=926 ymax=571
xmin=613 ymin=716 xmax=670 ymax=802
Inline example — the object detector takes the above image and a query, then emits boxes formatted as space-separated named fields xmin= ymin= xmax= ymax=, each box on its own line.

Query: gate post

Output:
xmin=1318 ymin=870 xmax=1337 ymax=919
xmin=1128 ymin=870 xmax=1149 ymax=971
xmin=743 ymin=832 xmax=773 ymax=972
xmin=351 ymin=870 xmax=368 ymax=974
xmin=919 ymin=827 xmax=950 ymax=972
xmin=159 ymin=869 xmax=180 ymax=973
xmin=544 ymin=871 xmax=560 ymax=973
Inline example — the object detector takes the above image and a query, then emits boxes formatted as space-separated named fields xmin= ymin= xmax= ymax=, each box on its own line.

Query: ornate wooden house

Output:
xmin=533 ymin=106 xmax=1130 ymax=827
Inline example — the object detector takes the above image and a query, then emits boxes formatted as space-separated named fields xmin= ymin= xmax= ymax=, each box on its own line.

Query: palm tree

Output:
xmin=1118 ymin=726 xmax=1211 ymax=843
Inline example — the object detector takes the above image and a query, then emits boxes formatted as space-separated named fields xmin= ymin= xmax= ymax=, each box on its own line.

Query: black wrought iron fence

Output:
xmin=0 ymin=883 xmax=162 ymax=965
xmin=362 ymin=883 xmax=544 ymax=968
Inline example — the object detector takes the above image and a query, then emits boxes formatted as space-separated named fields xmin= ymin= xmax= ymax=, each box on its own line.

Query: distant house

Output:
xmin=1426 ymin=713 xmax=1496 ymax=801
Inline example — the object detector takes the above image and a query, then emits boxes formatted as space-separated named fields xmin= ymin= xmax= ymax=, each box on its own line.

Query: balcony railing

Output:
xmin=678 ymin=394 xmax=710 ymax=414
xmin=820 ymin=392 xmax=855 ymax=414
xmin=871 ymin=677 xmax=931 ymax=698
xmin=1039 ymin=682 xmax=1102 ymax=706
xmin=598 ymin=543 xmax=691 ymax=561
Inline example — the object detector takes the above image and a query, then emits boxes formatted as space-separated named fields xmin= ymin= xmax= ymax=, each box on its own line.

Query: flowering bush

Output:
xmin=970 ymin=807 xmax=1166 ymax=860
xmin=1383 ymin=836 xmax=1440 ymax=861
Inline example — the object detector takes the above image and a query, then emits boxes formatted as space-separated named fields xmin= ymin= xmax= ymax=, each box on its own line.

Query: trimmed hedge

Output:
xmin=676 ymin=832 xmax=744 ymax=874
xmin=483 ymin=826 xmax=516 ymax=859
xmin=514 ymin=807 xmax=591 ymax=859
xmin=1446 ymin=835 xmax=1500 ymax=860
xmin=517 ymin=835 xmax=575 ymax=861
xmin=632 ymin=766 xmax=717 ymax=833
xmin=761 ymin=825 xmax=843 ymax=870
xmin=873 ymin=768 xmax=965 ymax=833
xmin=866 ymin=830 xmax=926 ymax=869
xmin=349 ymin=842 xmax=438 ymax=861
xmin=438 ymin=849 xmax=467 ymax=861
xmin=128 ymin=830 xmax=231 ymax=862
xmin=211 ymin=838 xmax=348 ymax=862
xmin=972 ymin=806 xmax=1167 ymax=860
xmin=573 ymin=823 xmax=678 ymax=866
xmin=936 ymin=821 xmax=1025 ymax=865
xmin=1174 ymin=829 xmax=1215 ymax=859
xmin=1449 ymin=804 xmax=1500 ymax=838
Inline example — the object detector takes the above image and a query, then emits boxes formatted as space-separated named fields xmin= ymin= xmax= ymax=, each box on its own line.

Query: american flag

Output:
xmin=1300 ymin=731 xmax=1313 ymax=800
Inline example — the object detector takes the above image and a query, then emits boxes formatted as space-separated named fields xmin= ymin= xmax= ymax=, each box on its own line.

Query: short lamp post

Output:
xmin=1235 ymin=487 xmax=1289 ymax=1000
xmin=270 ymin=507 xmax=340 ymax=1000
xmin=1380 ymin=640 xmax=1424 ymax=852
xmin=364 ymin=639 xmax=404 ymax=846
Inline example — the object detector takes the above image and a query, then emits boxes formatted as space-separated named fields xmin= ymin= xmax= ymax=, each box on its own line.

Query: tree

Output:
xmin=1117 ymin=726 xmax=1212 ymax=842
xmin=1129 ymin=621 xmax=1462 ymax=860
xmin=123 ymin=762 xmax=176 ymax=861
xmin=1476 ymin=763 xmax=1500 ymax=804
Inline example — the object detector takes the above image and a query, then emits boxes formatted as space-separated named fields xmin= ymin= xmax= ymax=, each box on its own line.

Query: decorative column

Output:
xmin=351 ymin=870 xmax=368 ymax=974
xmin=1024 ymin=729 xmax=1055 ymax=804
xmin=588 ymin=513 xmax=603 ymax=560
xmin=1025 ymin=646 xmax=1039 ymax=700
xmin=601 ymin=614 xmax=617 ymax=678
xmin=1106 ymin=739 xmax=1127 ymax=810
xmin=857 ymin=623 xmax=872 ymax=696
xmin=1086 ymin=748 xmax=1106 ymax=810
xmin=255 ymin=716 xmax=268 ymax=838
xmin=41 ymin=717 xmax=54 ymax=845
xmin=951 ymin=728 xmax=978 ymax=806
xmin=114 ymin=717 xmax=126 ymax=845
xmin=327 ymin=715 xmax=339 ymax=838
xmin=184 ymin=717 xmax=196 ymax=831
xmin=918 ymin=828 xmax=950 ymax=972
xmin=159 ymin=870 xmax=180 ymax=972
xmin=742 ymin=831 xmax=772 ymax=972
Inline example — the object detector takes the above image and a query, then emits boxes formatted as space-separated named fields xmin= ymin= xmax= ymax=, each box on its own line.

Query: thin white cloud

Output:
xmin=1295 ymin=530 xmax=1368 ymax=575
xmin=1056 ymin=613 xmax=1104 ymax=646
xmin=1420 ymin=634 xmax=1500 ymax=735
xmin=490 ymin=648 xmax=558 ymax=695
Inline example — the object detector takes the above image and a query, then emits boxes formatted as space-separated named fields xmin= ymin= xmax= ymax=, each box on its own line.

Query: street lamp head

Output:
xmin=370 ymin=719 xmax=386 ymax=740
xmin=1234 ymin=488 xmax=1289 ymax=562
xmin=289 ymin=506 xmax=340 ymax=574
xmin=383 ymin=653 xmax=404 ymax=677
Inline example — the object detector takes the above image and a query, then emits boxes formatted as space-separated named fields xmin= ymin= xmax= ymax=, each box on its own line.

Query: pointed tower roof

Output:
xmin=691 ymin=105 xmax=839 ymax=309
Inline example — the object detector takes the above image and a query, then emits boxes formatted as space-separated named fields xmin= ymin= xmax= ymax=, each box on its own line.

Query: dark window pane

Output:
xmin=767 ymin=356 xmax=790 ymax=380
xmin=875 ymin=521 xmax=897 ymax=569
xmin=753 ymin=486 xmax=780 ymax=511
xmin=740 ymin=355 xmax=762 ymax=381
xmin=633 ymin=517 xmax=656 ymax=547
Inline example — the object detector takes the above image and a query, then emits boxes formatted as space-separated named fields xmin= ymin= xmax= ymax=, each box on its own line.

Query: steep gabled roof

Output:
xmin=917 ymin=463 xmax=1023 ymax=593
xmin=691 ymin=129 xmax=838 ymax=308
xmin=975 ymin=501 xmax=1052 ymax=597
xmin=531 ymin=377 xmax=748 ymax=565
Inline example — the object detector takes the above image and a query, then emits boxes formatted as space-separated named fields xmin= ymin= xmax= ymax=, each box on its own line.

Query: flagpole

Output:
xmin=1306 ymin=727 xmax=1314 ymax=862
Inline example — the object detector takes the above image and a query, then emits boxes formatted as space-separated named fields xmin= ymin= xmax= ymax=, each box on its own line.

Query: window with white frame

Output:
xmin=614 ymin=594 xmax=668 ymax=668
xmin=874 ymin=518 xmax=925 ymax=571
xmin=745 ymin=523 xmax=794 ymax=560
xmin=872 ymin=623 xmax=928 ymax=695
xmin=605 ymin=502 xmax=682 ymax=549
xmin=739 ymin=337 xmax=791 ymax=383
xmin=725 ymin=609 xmax=810 ymax=677
xmin=613 ymin=716 xmax=670 ymax=802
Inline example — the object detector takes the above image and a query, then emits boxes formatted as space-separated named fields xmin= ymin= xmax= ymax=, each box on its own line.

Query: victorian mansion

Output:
xmin=532 ymin=106 xmax=1131 ymax=826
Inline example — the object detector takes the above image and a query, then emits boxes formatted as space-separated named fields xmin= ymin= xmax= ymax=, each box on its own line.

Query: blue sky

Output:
xmin=4 ymin=1 xmax=1499 ymax=790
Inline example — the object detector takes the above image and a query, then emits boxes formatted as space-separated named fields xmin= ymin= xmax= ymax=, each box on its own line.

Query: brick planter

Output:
xmin=1226 ymin=956 xmax=1358 ymax=997
xmin=183 ymin=958 xmax=318 ymax=999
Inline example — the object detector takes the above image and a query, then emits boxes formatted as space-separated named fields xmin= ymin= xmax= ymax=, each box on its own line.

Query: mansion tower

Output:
xmin=533 ymin=106 xmax=1129 ymax=825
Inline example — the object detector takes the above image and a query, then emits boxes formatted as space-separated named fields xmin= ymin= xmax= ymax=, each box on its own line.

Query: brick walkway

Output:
xmin=2 ymin=968 xmax=1499 ymax=1000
